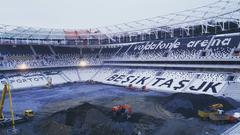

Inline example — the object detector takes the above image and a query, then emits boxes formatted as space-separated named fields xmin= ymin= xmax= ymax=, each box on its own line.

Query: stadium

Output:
xmin=0 ymin=0 xmax=240 ymax=135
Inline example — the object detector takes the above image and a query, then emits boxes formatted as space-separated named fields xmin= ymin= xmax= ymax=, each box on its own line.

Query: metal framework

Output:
xmin=0 ymin=0 xmax=239 ymax=44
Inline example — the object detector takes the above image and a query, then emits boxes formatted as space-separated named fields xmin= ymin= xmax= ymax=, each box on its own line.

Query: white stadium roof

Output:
xmin=0 ymin=0 xmax=239 ymax=40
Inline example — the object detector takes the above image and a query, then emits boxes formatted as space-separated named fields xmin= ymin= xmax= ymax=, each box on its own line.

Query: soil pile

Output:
xmin=160 ymin=93 xmax=237 ymax=118
xmin=38 ymin=103 xmax=164 ymax=135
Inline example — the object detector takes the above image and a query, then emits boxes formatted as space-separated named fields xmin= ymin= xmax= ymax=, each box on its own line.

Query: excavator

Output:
xmin=112 ymin=104 xmax=132 ymax=120
xmin=0 ymin=84 xmax=34 ymax=134
xmin=198 ymin=103 xmax=238 ymax=124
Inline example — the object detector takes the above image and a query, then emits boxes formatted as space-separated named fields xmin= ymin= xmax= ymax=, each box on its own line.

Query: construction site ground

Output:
xmin=0 ymin=82 xmax=239 ymax=135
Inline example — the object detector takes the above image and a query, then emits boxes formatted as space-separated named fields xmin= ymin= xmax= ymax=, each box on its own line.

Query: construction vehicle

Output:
xmin=24 ymin=110 xmax=34 ymax=118
xmin=45 ymin=77 xmax=53 ymax=88
xmin=198 ymin=103 xmax=238 ymax=124
xmin=0 ymin=84 xmax=34 ymax=130
xmin=209 ymin=104 xmax=224 ymax=110
xmin=208 ymin=113 xmax=238 ymax=124
xmin=86 ymin=80 xmax=96 ymax=84
xmin=112 ymin=104 xmax=132 ymax=120
xmin=198 ymin=103 xmax=223 ymax=120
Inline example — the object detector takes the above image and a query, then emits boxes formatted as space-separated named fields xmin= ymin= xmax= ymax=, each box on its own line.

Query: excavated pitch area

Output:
xmin=150 ymin=93 xmax=238 ymax=118
xmin=0 ymin=83 xmax=239 ymax=135
xmin=35 ymin=94 xmax=237 ymax=135
xmin=39 ymin=103 xmax=164 ymax=135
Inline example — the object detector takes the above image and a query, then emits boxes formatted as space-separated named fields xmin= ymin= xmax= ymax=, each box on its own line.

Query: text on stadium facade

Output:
xmin=134 ymin=37 xmax=232 ymax=51
xmin=106 ymin=74 xmax=224 ymax=94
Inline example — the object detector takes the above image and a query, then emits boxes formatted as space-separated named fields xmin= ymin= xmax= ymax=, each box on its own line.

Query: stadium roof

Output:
xmin=0 ymin=0 xmax=239 ymax=40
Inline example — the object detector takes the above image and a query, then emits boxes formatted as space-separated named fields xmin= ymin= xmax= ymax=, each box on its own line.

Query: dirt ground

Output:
xmin=0 ymin=83 xmax=238 ymax=135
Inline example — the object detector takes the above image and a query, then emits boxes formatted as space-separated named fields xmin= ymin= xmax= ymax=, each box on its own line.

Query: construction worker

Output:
xmin=217 ymin=109 xmax=224 ymax=115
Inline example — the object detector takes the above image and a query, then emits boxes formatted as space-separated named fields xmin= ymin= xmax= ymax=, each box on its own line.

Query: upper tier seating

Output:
xmin=32 ymin=45 xmax=53 ymax=55
xmin=53 ymin=46 xmax=81 ymax=54
xmin=100 ymin=46 xmax=121 ymax=58
xmin=0 ymin=33 xmax=239 ymax=69
xmin=206 ymin=35 xmax=240 ymax=59
xmin=0 ymin=45 xmax=33 ymax=55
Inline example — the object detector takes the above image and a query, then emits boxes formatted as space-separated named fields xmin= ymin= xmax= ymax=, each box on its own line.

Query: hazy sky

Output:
xmin=0 ymin=0 xmax=211 ymax=29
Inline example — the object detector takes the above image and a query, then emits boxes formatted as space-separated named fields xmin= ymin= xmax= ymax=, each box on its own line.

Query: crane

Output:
xmin=0 ymin=84 xmax=16 ymax=126
xmin=0 ymin=83 xmax=17 ymax=133
xmin=0 ymin=84 xmax=34 ymax=134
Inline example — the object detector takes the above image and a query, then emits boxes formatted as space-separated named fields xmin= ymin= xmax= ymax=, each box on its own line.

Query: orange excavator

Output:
xmin=112 ymin=104 xmax=132 ymax=120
